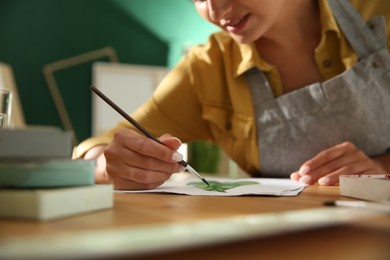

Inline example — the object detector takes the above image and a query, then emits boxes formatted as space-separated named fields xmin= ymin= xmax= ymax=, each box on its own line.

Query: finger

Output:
xmin=104 ymin=148 xmax=183 ymax=179
xmin=299 ymin=142 xmax=358 ymax=175
xmin=114 ymin=130 xmax=183 ymax=163
xmin=125 ymin=153 xmax=184 ymax=173
xmin=110 ymin=174 xmax=165 ymax=190
xmin=106 ymin=161 xmax=174 ymax=185
xmin=290 ymin=171 xmax=300 ymax=182
xmin=317 ymin=160 xmax=383 ymax=186
xmin=159 ymin=134 xmax=182 ymax=150
xmin=303 ymin=149 xmax=365 ymax=181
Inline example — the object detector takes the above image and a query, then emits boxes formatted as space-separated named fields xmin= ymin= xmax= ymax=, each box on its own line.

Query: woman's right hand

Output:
xmin=85 ymin=129 xmax=185 ymax=190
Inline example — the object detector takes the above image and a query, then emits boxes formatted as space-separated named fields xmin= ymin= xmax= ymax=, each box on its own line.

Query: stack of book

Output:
xmin=0 ymin=127 xmax=113 ymax=221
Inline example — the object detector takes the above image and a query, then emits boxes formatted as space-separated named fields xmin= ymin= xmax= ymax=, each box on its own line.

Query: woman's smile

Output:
xmin=223 ymin=13 xmax=250 ymax=33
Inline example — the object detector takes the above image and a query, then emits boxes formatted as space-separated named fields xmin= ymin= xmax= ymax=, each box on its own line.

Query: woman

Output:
xmin=74 ymin=0 xmax=390 ymax=190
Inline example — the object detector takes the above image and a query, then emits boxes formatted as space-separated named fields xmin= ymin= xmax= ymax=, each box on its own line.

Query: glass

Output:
xmin=0 ymin=88 xmax=11 ymax=128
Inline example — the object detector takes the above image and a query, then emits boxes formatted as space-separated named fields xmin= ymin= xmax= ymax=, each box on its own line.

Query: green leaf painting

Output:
xmin=187 ymin=181 xmax=259 ymax=193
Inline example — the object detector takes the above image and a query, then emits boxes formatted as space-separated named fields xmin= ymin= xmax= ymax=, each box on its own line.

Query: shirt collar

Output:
xmin=318 ymin=0 xmax=341 ymax=37
xmin=234 ymin=43 xmax=273 ymax=78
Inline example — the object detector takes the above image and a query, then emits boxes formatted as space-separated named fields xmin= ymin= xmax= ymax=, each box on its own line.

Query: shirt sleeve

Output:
xmin=72 ymin=49 xmax=214 ymax=159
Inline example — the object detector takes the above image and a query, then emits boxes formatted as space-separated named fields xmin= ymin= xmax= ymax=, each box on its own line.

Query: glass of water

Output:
xmin=0 ymin=88 xmax=11 ymax=128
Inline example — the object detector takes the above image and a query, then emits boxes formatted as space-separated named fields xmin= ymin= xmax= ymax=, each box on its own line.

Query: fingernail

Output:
xmin=172 ymin=137 xmax=182 ymax=145
xmin=318 ymin=177 xmax=330 ymax=185
xmin=171 ymin=152 xmax=183 ymax=162
xmin=298 ymin=165 xmax=310 ymax=176
xmin=299 ymin=175 xmax=312 ymax=184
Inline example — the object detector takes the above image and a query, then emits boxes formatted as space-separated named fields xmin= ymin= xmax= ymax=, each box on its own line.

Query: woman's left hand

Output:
xmin=290 ymin=141 xmax=388 ymax=185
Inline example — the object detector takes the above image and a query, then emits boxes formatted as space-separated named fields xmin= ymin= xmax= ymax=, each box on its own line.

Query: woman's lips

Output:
xmin=225 ymin=14 xmax=250 ymax=33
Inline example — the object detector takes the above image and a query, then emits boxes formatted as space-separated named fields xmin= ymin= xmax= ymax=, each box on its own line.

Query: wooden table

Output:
xmin=0 ymin=184 xmax=389 ymax=260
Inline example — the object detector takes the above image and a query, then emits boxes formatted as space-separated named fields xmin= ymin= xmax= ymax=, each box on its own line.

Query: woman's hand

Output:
xmin=85 ymin=129 xmax=185 ymax=190
xmin=290 ymin=141 xmax=388 ymax=186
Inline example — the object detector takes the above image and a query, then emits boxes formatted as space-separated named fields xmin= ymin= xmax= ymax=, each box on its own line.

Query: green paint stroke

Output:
xmin=187 ymin=181 xmax=259 ymax=193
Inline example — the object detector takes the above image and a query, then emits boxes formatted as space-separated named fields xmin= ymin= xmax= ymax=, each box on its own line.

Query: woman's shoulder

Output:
xmin=350 ymin=0 xmax=390 ymax=18
xmin=348 ymin=0 xmax=390 ymax=49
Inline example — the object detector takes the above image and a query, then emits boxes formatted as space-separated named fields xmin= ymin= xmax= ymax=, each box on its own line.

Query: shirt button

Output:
xmin=322 ymin=59 xmax=333 ymax=68
xmin=225 ymin=121 xmax=232 ymax=131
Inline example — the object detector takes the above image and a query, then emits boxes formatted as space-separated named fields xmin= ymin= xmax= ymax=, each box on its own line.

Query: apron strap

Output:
xmin=245 ymin=68 xmax=275 ymax=104
xmin=328 ymin=0 xmax=386 ymax=59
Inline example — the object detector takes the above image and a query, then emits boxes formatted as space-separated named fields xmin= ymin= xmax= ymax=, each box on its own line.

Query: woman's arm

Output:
xmin=83 ymin=145 xmax=109 ymax=184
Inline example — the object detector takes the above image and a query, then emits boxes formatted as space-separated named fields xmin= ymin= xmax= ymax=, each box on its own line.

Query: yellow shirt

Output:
xmin=74 ymin=0 xmax=390 ymax=175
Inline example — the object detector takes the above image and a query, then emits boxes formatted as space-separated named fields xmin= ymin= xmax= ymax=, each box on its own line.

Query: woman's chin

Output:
xmin=229 ymin=33 xmax=257 ymax=44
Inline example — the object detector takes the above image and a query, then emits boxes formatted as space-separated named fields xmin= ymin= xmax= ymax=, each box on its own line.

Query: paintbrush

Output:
xmin=90 ymin=85 xmax=210 ymax=187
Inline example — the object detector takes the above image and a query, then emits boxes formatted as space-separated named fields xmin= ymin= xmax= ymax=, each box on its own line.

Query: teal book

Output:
xmin=0 ymin=159 xmax=95 ymax=188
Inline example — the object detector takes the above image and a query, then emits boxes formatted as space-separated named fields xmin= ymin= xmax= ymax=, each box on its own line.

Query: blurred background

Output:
xmin=0 ymin=0 xmax=243 ymax=175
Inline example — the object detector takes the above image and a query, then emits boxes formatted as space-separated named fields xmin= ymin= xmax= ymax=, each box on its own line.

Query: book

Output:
xmin=339 ymin=175 xmax=390 ymax=203
xmin=0 ymin=185 xmax=113 ymax=221
xmin=0 ymin=126 xmax=72 ymax=160
xmin=0 ymin=159 xmax=95 ymax=188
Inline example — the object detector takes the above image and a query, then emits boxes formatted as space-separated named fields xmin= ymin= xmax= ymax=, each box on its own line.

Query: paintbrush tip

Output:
xmin=202 ymin=178 xmax=210 ymax=187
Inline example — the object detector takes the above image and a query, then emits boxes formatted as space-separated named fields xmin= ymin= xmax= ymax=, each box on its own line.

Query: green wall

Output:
xmin=0 ymin=0 xmax=220 ymax=172
xmin=112 ymin=0 xmax=219 ymax=67
xmin=0 ymin=0 xmax=171 ymax=142
xmin=0 ymin=0 xmax=218 ymax=143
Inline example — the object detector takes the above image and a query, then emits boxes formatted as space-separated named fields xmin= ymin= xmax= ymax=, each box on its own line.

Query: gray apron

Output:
xmin=247 ymin=0 xmax=390 ymax=177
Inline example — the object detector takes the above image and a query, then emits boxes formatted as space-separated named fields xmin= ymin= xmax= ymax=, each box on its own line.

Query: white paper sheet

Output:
xmin=116 ymin=173 xmax=307 ymax=196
